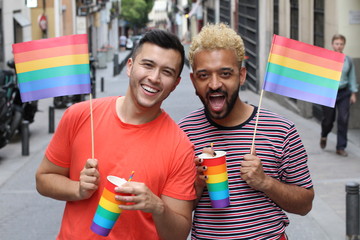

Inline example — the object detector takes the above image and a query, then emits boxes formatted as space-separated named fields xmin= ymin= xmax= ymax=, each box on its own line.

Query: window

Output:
xmin=0 ymin=9 xmax=3 ymax=62
xmin=314 ymin=0 xmax=324 ymax=47
xmin=290 ymin=0 xmax=298 ymax=40
xmin=273 ymin=0 xmax=279 ymax=35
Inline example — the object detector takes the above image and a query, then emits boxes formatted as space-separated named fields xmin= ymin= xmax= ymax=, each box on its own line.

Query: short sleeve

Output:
xmin=280 ymin=124 xmax=313 ymax=189
xmin=162 ymin=134 xmax=197 ymax=200
xmin=46 ymin=107 xmax=75 ymax=168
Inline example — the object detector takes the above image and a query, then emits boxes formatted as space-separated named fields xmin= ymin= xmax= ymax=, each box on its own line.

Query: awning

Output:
xmin=13 ymin=13 xmax=31 ymax=27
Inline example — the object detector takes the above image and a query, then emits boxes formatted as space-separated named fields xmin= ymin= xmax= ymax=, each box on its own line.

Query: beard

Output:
xmin=197 ymin=85 xmax=240 ymax=120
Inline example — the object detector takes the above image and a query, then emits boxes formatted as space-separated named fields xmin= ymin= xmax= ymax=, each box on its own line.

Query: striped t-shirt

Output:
xmin=178 ymin=106 xmax=313 ymax=239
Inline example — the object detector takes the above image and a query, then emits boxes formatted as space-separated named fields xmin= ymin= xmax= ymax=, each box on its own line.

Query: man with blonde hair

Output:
xmin=179 ymin=23 xmax=314 ymax=239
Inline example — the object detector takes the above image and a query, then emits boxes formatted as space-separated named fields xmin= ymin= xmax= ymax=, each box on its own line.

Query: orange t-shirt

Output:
xmin=46 ymin=96 xmax=196 ymax=239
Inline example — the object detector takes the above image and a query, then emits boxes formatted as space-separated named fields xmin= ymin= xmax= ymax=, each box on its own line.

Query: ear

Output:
xmin=126 ymin=58 xmax=133 ymax=77
xmin=239 ymin=67 xmax=247 ymax=86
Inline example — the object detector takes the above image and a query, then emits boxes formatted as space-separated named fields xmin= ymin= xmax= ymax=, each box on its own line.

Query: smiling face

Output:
xmin=190 ymin=49 xmax=246 ymax=120
xmin=126 ymin=42 xmax=182 ymax=110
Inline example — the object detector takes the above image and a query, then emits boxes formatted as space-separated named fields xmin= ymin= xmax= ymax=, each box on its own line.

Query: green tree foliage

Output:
xmin=121 ymin=0 xmax=154 ymax=29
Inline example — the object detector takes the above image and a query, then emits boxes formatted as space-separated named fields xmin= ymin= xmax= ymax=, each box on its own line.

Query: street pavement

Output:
xmin=0 ymin=49 xmax=359 ymax=239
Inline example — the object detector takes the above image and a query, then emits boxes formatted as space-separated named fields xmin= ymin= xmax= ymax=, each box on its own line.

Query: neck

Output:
xmin=116 ymin=95 xmax=162 ymax=125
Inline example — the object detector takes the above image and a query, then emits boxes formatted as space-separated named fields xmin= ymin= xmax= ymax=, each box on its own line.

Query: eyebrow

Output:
xmin=195 ymin=67 xmax=234 ymax=74
xmin=219 ymin=67 xmax=234 ymax=72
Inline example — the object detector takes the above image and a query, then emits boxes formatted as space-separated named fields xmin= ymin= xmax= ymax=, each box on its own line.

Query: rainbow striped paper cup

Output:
xmin=90 ymin=176 xmax=128 ymax=236
xmin=199 ymin=151 xmax=230 ymax=208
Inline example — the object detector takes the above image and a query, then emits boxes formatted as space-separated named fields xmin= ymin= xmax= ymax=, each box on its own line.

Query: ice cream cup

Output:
xmin=90 ymin=176 xmax=129 ymax=236
xmin=199 ymin=151 xmax=230 ymax=208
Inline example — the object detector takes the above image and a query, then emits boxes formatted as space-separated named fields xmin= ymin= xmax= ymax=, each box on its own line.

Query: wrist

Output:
xmin=74 ymin=181 xmax=83 ymax=201
xmin=152 ymin=198 xmax=165 ymax=217
xmin=259 ymin=175 xmax=273 ymax=193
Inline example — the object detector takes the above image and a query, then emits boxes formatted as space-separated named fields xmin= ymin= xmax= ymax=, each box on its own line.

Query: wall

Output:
xmin=62 ymin=0 xmax=75 ymax=36
xmin=30 ymin=0 xmax=55 ymax=40
xmin=2 ymin=0 xmax=32 ymax=69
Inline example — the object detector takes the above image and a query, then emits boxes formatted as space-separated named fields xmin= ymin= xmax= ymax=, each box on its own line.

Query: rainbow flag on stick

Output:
xmin=12 ymin=34 xmax=91 ymax=102
xmin=263 ymin=35 xmax=345 ymax=107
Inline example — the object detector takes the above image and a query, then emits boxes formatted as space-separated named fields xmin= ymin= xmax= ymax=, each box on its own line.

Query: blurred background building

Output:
xmin=0 ymin=0 xmax=359 ymax=125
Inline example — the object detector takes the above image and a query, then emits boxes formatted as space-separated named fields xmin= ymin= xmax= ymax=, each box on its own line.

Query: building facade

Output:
xmin=0 ymin=0 xmax=119 ymax=70
xmin=0 ymin=0 xmax=32 ymax=68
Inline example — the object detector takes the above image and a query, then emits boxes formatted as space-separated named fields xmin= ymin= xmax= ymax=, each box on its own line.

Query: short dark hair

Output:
xmin=132 ymin=29 xmax=185 ymax=77
xmin=332 ymin=34 xmax=346 ymax=44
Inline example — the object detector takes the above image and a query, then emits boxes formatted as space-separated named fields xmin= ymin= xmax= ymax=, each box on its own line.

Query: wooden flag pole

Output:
xmin=251 ymin=89 xmax=264 ymax=155
xmin=89 ymin=93 xmax=95 ymax=159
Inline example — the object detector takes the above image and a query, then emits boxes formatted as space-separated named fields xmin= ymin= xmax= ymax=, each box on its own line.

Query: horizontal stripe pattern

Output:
xmin=264 ymin=34 xmax=345 ymax=107
xmin=264 ymin=71 xmax=337 ymax=101
xmin=96 ymin=205 xmax=119 ymax=221
xmin=267 ymin=62 xmax=339 ymax=90
xmin=271 ymin=42 xmax=343 ymax=71
xmin=268 ymin=53 xmax=341 ymax=80
xmin=178 ymin=107 xmax=313 ymax=239
xmin=91 ymin=185 xmax=122 ymax=236
xmin=12 ymin=34 xmax=91 ymax=102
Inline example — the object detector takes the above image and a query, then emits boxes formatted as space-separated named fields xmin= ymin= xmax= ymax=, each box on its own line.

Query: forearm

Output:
xmin=152 ymin=205 xmax=192 ymax=240
xmin=193 ymin=183 xmax=204 ymax=209
xmin=151 ymin=196 xmax=193 ymax=240
xmin=261 ymin=175 xmax=314 ymax=215
xmin=36 ymin=173 xmax=81 ymax=201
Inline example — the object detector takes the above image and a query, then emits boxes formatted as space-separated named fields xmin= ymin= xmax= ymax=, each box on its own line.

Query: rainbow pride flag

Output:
xmin=12 ymin=34 xmax=91 ymax=102
xmin=263 ymin=35 xmax=345 ymax=107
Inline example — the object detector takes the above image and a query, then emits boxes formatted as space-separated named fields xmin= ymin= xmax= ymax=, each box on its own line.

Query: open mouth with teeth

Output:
xmin=209 ymin=94 xmax=226 ymax=112
xmin=142 ymin=84 xmax=159 ymax=94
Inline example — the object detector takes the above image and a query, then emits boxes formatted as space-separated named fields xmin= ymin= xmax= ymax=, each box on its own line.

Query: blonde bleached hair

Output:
xmin=188 ymin=23 xmax=245 ymax=67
